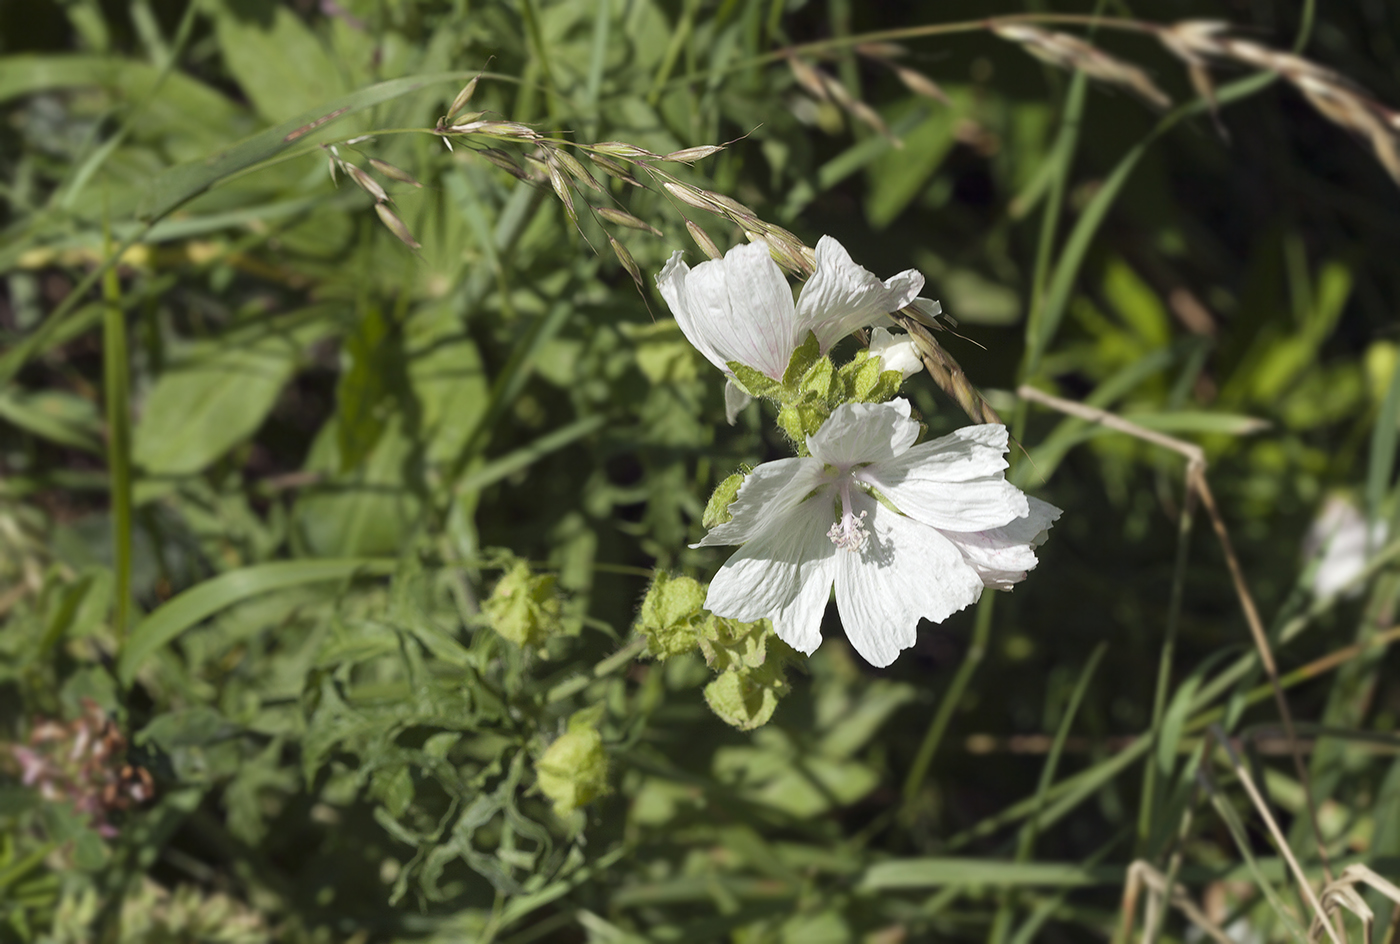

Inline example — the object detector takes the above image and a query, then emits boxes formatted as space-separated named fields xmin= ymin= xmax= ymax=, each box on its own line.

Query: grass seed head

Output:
xmin=993 ymin=23 xmax=1172 ymax=110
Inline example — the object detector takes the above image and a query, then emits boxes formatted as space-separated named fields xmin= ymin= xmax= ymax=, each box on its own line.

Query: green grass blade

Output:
xmin=102 ymin=210 xmax=133 ymax=654
xmin=138 ymin=72 xmax=460 ymax=221
xmin=117 ymin=559 xmax=394 ymax=685
xmin=1367 ymin=353 xmax=1400 ymax=528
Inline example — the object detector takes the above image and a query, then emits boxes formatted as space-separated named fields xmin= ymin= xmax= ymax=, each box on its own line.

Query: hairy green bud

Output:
xmin=635 ymin=572 xmax=708 ymax=659
xmin=483 ymin=560 xmax=562 ymax=650
xmin=536 ymin=710 xmax=609 ymax=817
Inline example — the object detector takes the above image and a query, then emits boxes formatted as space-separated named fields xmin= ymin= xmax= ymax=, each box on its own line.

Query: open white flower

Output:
xmin=697 ymin=399 xmax=1060 ymax=667
xmin=656 ymin=235 xmax=924 ymax=381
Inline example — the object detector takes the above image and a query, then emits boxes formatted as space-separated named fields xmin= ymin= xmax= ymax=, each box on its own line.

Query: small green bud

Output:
xmin=536 ymin=711 xmax=609 ymax=816
xmin=703 ymin=472 xmax=745 ymax=529
xmin=482 ymin=560 xmax=563 ymax=650
xmin=635 ymin=572 xmax=708 ymax=659
xmin=704 ymin=669 xmax=787 ymax=731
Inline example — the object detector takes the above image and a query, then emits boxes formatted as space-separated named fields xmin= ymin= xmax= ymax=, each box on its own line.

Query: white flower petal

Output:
xmin=794 ymin=236 xmax=924 ymax=352
xmin=724 ymin=378 xmax=753 ymax=425
xmin=655 ymin=241 xmax=799 ymax=380
xmin=868 ymin=327 xmax=924 ymax=379
xmin=696 ymin=457 xmax=827 ymax=548
xmin=940 ymin=496 xmax=1062 ymax=589
xmin=705 ymin=493 xmax=838 ymax=655
xmin=860 ymin=424 xmax=1028 ymax=531
xmin=833 ymin=493 xmax=984 ymax=667
xmin=807 ymin=399 xmax=920 ymax=469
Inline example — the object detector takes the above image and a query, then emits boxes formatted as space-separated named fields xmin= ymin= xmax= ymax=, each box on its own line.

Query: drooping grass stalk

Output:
xmin=102 ymin=202 xmax=133 ymax=654
xmin=902 ymin=591 xmax=996 ymax=813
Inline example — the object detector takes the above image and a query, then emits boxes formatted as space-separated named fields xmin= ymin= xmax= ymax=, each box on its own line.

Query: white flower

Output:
xmin=697 ymin=398 xmax=1060 ymax=667
xmin=1304 ymin=494 xmax=1387 ymax=598
xmin=656 ymin=235 xmax=924 ymax=381
xmin=868 ymin=327 xmax=924 ymax=379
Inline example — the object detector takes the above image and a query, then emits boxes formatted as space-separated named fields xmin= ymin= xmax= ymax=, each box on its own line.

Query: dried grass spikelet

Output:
xmin=891 ymin=310 xmax=1004 ymax=426
xmin=1160 ymin=21 xmax=1400 ymax=184
xmin=607 ymin=235 xmax=644 ymax=292
xmin=662 ymin=145 xmax=725 ymax=163
xmin=368 ymin=158 xmax=421 ymax=188
xmin=992 ymin=22 xmax=1172 ymax=110
xmin=786 ymin=54 xmax=899 ymax=143
xmin=587 ymin=151 xmax=644 ymax=187
xmin=478 ymin=146 xmax=531 ymax=180
xmin=891 ymin=64 xmax=951 ymax=104
xmin=595 ymin=207 xmax=662 ymax=237
xmin=549 ymin=147 xmax=604 ymax=193
xmin=447 ymin=75 xmax=481 ymax=120
xmin=374 ymin=204 xmax=420 ymax=249
xmin=686 ymin=220 xmax=722 ymax=260
xmin=543 ymin=157 xmax=579 ymax=225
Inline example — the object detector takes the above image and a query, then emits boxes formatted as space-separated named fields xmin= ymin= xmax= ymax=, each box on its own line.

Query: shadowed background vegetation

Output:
xmin=3 ymin=0 xmax=1400 ymax=941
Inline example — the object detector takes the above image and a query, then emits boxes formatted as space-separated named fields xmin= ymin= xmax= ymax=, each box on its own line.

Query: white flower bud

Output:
xmin=869 ymin=327 xmax=924 ymax=379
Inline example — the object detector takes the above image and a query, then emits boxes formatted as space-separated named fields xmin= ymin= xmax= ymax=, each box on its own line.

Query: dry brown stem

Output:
xmin=1016 ymin=384 xmax=1335 ymax=886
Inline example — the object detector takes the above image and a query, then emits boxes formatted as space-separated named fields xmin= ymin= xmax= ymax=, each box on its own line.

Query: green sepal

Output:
xmin=703 ymin=471 xmax=745 ymax=528
xmin=781 ymin=331 xmax=822 ymax=387
xmin=777 ymin=401 xmax=831 ymax=447
xmin=727 ymin=362 xmax=783 ymax=399
xmin=798 ymin=354 xmax=835 ymax=400
xmin=861 ymin=368 xmax=904 ymax=403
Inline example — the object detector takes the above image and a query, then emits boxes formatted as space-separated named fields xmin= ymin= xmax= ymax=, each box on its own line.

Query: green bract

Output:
xmin=727 ymin=332 xmax=906 ymax=449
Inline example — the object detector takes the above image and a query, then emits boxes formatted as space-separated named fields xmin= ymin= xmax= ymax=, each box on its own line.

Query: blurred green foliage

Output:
xmin=3 ymin=0 xmax=1400 ymax=941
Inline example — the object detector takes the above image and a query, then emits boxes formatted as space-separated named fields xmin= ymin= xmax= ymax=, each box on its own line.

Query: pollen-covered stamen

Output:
xmin=827 ymin=477 xmax=869 ymax=552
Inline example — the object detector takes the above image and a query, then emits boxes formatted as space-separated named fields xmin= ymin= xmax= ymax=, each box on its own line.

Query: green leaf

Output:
xmin=117 ymin=558 xmax=394 ymax=685
xmin=865 ymin=98 xmax=962 ymax=228
xmin=133 ymin=309 xmax=331 ymax=476
xmin=213 ymin=1 xmax=347 ymax=124
xmin=0 ymin=388 xmax=103 ymax=453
